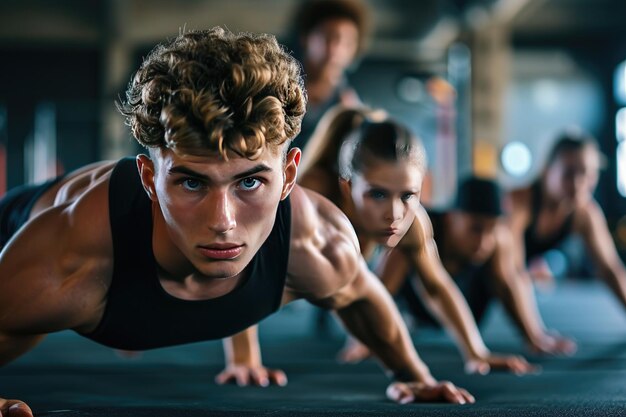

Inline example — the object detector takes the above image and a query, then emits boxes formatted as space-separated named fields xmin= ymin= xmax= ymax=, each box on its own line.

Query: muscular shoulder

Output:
xmin=397 ymin=205 xmax=434 ymax=255
xmin=286 ymin=185 xmax=360 ymax=300
xmin=0 ymin=176 xmax=113 ymax=334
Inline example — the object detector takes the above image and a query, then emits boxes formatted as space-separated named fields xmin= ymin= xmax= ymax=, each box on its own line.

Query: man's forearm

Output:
xmin=600 ymin=267 xmax=626 ymax=310
xmin=335 ymin=276 xmax=435 ymax=384
xmin=0 ymin=332 xmax=45 ymax=366
xmin=494 ymin=271 xmax=547 ymax=344
xmin=222 ymin=326 xmax=262 ymax=366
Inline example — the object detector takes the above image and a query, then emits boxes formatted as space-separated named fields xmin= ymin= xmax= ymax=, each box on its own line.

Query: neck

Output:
xmin=306 ymin=62 xmax=343 ymax=87
xmin=158 ymin=265 xmax=245 ymax=301
xmin=151 ymin=202 xmax=245 ymax=300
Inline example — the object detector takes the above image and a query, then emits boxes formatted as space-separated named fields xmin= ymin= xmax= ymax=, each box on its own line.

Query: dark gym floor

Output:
xmin=4 ymin=280 xmax=626 ymax=416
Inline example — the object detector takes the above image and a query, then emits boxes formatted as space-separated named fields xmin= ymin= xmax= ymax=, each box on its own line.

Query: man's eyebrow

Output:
xmin=167 ymin=164 xmax=273 ymax=181
xmin=232 ymin=164 xmax=273 ymax=180
xmin=168 ymin=166 xmax=210 ymax=180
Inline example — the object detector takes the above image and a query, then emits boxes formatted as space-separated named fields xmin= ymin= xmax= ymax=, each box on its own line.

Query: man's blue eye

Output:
xmin=183 ymin=179 xmax=201 ymax=191
xmin=240 ymin=177 xmax=261 ymax=191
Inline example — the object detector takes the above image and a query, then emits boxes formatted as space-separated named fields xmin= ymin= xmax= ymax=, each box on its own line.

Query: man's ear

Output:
xmin=281 ymin=147 xmax=301 ymax=200
xmin=136 ymin=154 xmax=157 ymax=202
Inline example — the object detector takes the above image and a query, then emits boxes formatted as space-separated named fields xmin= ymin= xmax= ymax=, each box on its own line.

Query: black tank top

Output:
xmin=524 ymin=181 xmax=573 ymax=260
xmin=83 ymin=157 xmax=291 ymax=350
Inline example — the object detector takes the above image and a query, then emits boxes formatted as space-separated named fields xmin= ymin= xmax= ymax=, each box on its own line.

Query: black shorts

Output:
xmin=0 ymin=177 xmax=63 ymax=247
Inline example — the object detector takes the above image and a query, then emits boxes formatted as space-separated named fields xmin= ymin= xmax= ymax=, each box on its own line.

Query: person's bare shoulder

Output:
xmin=505 ymin=186 xmax=531 ymax=213
xmin=503 ymin=186 xmax=533 ymax=234
xmin=573 ymin=197 xmax=607 ymax=233
xmin=285 ymin=185 xmax=360 ymax=301
xmin=396 ymin=205 xmax=432 ymax=255
xmin=0 ymin=175 xmax=114 ymax=335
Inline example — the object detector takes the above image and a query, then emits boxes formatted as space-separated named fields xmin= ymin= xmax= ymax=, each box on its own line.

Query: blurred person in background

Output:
xmin=507 ymin=131 xmax=626 ymax=312
xmin=339 ymin=176 xmax=576 ymax=364
xmin=289 ymin=0 xmax=368 ymax=151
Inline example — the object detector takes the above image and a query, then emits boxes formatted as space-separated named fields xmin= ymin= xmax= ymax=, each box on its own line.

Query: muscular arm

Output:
xmin=0 ymin=203 xmax=109 ymax=360
xmin=0 ymin=181 xmax=112 ymax=417
xmin=490 ymin=225 xmax=576 ymax=355
xmin=398 ymin=213 xmax=490 ymax=366
xmin=337 ymin=206 xmax=539 ymax=372
xmin=0 ymin=333 xmax=46 ymax=367
xmin=0 ymin=207 xmax=79 ymax=365
xmin=321 ymin=257 xmax=435 ymax=383
xmin=384 ymin=209 xmax=535 ymax=374
xmin=578 ymin=201 xmax=626 ymax=308
xmin=285 ymin=187 xmax=473 ymax=404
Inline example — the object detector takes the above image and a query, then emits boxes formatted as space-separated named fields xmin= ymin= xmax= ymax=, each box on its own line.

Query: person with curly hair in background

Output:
xmin=289 ymin=0 xmax=368 ymax=151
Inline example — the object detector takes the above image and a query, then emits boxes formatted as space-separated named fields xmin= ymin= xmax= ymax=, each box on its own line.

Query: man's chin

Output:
xmin=196 ymin=262 xmax=245 ymax=280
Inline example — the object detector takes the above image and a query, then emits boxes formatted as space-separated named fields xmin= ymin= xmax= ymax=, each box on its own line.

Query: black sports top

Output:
xmin=523 ymin=181 xmax=573 ymax=261
xmin=83 ymin=157 xmax=291 ymax=350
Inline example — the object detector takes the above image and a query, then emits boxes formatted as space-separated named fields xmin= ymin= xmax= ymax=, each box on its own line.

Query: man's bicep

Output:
xmin=0 ymin=207 xmax=90 ymax=334
xmin=308 ymin=258 xmax=376 ymax=310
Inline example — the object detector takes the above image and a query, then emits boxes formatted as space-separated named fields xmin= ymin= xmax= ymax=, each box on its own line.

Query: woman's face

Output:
xmin=347 ymin=159 xmax=423 ymax=248
xmin=545 ymin=145 xmax=600 ymax=205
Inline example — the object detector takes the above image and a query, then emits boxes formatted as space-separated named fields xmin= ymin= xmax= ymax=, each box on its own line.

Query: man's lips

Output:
xmin=197 ymin=244 xmax=244 ymax=260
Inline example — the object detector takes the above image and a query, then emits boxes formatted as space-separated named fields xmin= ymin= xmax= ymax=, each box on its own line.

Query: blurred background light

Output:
xmin=501 ymin=141 xmax=532 ymax=177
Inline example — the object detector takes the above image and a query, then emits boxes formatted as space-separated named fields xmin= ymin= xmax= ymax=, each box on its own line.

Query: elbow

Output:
xmin=419 ymin=278 xmax=444 ymax=305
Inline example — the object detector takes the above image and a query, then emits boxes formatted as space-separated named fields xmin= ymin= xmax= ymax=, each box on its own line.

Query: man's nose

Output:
xmin=206 ymin=190 xmax=236 ymax=234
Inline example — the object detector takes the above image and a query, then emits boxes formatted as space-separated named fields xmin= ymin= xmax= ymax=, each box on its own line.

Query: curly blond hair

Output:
xmin=119 ymin=27 xmax=307 ymax=159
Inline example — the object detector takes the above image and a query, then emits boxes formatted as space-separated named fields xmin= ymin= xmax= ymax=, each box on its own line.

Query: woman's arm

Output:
xmin=398 ymin=210 xmax=535 ymax=374
xmin=490 ymin=225 xmax=576 ymax=355
xmin=577 ymin=201 xmax=626 ymax=309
